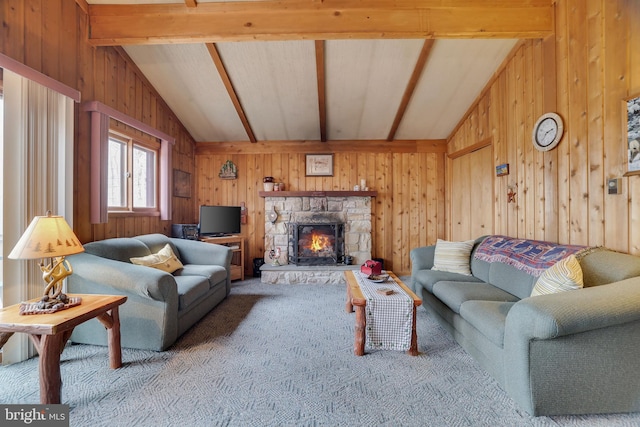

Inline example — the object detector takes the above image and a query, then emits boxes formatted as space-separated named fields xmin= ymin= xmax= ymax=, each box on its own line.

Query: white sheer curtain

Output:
xmin=2 ymin=70 xmax=75 ymax=364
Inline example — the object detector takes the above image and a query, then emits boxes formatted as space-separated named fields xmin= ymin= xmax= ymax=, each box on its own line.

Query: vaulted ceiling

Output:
xmin=82 ymin=0 xmax=553 ymax=144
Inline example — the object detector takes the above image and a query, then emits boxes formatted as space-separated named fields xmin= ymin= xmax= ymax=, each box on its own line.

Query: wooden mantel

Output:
xmin=258 ymin=191 xmax=377 ymax=198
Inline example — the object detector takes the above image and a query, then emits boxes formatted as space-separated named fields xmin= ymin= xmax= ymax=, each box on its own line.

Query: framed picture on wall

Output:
xmin=305 ymin=153 xmax=334 ymax=176
xmin=625 ymin=93 xmax=640 ymax=175
xmin=173 ymin=169 xmax=191 ymax=198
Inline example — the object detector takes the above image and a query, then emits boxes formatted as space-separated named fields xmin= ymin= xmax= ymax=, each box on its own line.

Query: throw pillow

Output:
xmin=530 ymin=254 xmax=583 ymax=296
xmin=130 ymin=243 xmax=184 ymax=273
xmin=431 ymin=239 xmax=475 ymax=276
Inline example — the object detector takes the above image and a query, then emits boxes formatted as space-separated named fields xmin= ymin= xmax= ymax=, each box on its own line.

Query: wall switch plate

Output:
xmin=608 ymin=178 xmax=622 ymax=194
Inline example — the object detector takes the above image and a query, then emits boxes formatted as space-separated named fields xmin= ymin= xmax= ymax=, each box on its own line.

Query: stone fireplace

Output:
xmin=260 ymin=191 xmax=375 ymax=284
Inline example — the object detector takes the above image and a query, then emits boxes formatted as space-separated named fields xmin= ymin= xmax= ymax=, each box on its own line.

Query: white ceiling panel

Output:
xmin=325 ymin=39 xmax=425 ymax=140
xmin=90 ymin=2 xmax=522 ymax=144
xmin=216 ymin=40 xmax=320 ymax=141
xmin=396 ymin=39 xmax=518 ymax=140
xmin=124 ymin=43 xmax=249 ymax=142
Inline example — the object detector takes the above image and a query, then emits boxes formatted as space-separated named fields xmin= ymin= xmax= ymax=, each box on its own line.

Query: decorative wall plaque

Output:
xmin=219 ymin=160 xmax=238 ymax=179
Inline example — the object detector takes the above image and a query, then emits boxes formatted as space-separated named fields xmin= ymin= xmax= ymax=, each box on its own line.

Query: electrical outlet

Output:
xmin=608 ymin=178 xmax=622 ymax=195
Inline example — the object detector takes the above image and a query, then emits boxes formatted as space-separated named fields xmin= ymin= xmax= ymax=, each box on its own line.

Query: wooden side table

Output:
xmin=201 ymin=235 xmax=245 ymax=281
xmin=0 ymin=294 xmax=127 ymax=404
xmin=345 ymin=270 xmax=422 ymax=356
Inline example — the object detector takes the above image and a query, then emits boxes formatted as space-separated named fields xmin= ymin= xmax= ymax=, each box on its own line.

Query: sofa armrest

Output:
xmin=503 ymin=277 xmax=640 ymax=415
xmin=170 ymin=238 xmax=232 ymax=270
xmin=68 ymin=252 xmax=178 ymax=302
xmin=505 ymin=276 xmax=640 ymax=340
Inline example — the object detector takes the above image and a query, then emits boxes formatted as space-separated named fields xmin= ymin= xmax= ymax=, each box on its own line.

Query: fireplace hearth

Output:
xmin=290 ymin=223 xmax=344 ymax=266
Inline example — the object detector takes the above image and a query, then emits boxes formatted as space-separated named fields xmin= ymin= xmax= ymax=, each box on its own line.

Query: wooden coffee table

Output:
xmin=344 ymin=270 xmax=422 ymax=356
xmin=0 ymin=294 xmax=127 ymax=404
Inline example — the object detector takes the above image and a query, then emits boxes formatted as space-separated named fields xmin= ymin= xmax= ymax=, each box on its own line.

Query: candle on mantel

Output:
xmin=360 ymin=179 xmax=366 ymax=190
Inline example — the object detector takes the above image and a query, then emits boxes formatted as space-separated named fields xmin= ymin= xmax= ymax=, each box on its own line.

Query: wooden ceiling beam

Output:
xmin=387 ymin=39 xmax=435 ymax=141
xmin=205 ymin=43 xmax=257 ymax=143
xmin=86 ymin=0 xmax=553 ymax=46
xmin=315 ymin=40 xmax=327 ymax=142
xmin=195 ymin=139 xmax=448 ymax=155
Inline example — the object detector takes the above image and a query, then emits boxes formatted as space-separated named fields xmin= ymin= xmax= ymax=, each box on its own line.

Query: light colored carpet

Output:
xmin=1 ymin=278 xmax=639 ymax=426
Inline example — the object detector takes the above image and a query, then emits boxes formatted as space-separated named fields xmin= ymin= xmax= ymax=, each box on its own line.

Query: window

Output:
xmin=108 ymin=131 xmax=158 ymax=214
xmin=85 ymin=100 xmax=174 ymax=224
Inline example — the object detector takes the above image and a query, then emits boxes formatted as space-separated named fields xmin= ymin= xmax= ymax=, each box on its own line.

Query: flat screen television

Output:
xmin=198 ymin=205 xmax=242 ymax=237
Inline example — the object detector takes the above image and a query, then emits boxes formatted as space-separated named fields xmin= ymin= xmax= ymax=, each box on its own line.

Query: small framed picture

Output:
xmin=495 ymin=163 xmax=509 ymax=176
xmin=305 ymin=153 xmax=334 ymax=177
xmin=173 ymin=169 xmax=191 ymax=198
xmin=625 ymin=93 xmax=640 ymax=176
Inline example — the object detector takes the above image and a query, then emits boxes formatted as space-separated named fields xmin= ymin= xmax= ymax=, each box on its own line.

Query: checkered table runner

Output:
xmin=353 ymin=271 xmax=414 ymax=351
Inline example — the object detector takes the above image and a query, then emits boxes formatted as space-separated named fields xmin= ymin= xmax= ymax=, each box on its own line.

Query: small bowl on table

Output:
xmin=367 ymin=273 xmax=389 ymax=283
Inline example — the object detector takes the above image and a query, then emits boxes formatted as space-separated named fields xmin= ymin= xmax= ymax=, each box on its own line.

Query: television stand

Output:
xmin=202 ymin=233 xmax=229 ymax=238
xmin=200 ymin=235 xmax=244 ymax=281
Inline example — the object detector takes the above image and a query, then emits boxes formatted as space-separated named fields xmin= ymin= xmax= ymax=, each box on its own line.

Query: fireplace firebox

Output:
xmin=290 ymin=223 xmax=345 ymax=266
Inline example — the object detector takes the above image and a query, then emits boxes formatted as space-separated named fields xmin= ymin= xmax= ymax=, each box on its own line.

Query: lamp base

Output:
xmin=37 ymin=293 xmax=72 ymax=311
xmin=17 ymin=256 xmax=82 ymax=315
xmin=41 ymin=256 xmax=74 ymax=299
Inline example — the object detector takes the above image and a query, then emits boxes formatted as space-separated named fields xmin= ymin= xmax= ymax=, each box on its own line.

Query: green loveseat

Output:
xmin=411 ymin=235 xmax=640 ymax=416
xmin=67 ymin=233 xmax=232 ymax=351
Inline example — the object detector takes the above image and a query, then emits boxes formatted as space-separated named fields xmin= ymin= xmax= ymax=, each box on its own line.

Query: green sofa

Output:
xmin=67 ymin=233 xmax=232 ymax=351
xmin=411 ymin=235 xmax=640 ymax=416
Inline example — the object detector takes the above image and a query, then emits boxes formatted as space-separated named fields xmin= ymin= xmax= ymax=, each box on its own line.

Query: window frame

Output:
xmin=85 ymin=100 xmax=174 ymax=224
xmin=107 ymin=129 xmax=160 ymax=216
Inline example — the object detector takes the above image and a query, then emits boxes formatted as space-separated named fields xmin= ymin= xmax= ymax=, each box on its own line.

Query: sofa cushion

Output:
xmin=130 ymin=243 xmax=184 ymax=273
xmin=432 ymin=239 xmax=475 ymax=275
xmin=488 ymin=262 xmax=537 ymax=300
xmin=176 ymin=264 xmax=228 ymax=287
xmin=431 ymin=281 xmax=519 ymax=314
xmin=133 ymin=234 xmax=181 ymax=261
xmin=531 ymin=255 xmax=583 ymax=296
xmin=83 ymin=238 xmax=151 ymax=263
xmin=174 ymin=275 xmax=211 ymax=310
xmin=460 ymin=300 xmax=516 ymax=347
xmin=413 ymin=269 xmax=484 ymax=294
xmin=579 ymin=249 xmax=640 ymax=287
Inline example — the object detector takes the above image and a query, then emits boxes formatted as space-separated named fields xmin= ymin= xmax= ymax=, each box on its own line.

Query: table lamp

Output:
xmin=8 ymin=211 xmax=85 ymax=307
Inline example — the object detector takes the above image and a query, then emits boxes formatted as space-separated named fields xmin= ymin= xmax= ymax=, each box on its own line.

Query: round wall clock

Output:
xmin=532 ymin=112 xmax=564 ymax=151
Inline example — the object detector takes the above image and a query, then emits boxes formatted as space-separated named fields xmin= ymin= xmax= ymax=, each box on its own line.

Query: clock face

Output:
xmin=535 ymin=118 xmax=558 ymax=147
xmin=532 ymin=113 xmax=564 ymax=151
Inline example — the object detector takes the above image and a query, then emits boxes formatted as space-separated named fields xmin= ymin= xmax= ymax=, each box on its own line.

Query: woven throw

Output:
xmin=19 ymin=297 xmax=82 ymax=315
xmin=354 ymin=271 xmax=413 ymax=351
xmin=474 ymin=235 xmax=586 ymax=277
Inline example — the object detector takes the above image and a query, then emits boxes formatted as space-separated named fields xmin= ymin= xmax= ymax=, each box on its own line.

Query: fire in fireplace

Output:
xmin=290 ymin=223 xmax=344 ymax=266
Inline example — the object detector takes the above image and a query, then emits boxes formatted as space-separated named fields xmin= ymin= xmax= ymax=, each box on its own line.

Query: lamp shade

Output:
xmin=8 ymin=213 xmax=84 ymax=260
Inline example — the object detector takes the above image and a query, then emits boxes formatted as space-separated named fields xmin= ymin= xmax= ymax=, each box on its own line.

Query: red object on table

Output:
xmin=360 ymin=260 xmax=382 ymax=276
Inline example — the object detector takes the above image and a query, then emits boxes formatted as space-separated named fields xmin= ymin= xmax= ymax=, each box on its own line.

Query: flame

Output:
xmin=310 ymin=232 xmax=330 ymax=252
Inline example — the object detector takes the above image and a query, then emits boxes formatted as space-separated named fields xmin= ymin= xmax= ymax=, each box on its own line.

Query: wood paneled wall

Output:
xmin=195 ymin=142 xmax=446 ymax=276
xmin=5 ymin=0 xmax=638 ymax=278
xmin=447 ymin=0 xmax=640 ymax=255
xmin=0 ymin=0 xmax=197 ymax=243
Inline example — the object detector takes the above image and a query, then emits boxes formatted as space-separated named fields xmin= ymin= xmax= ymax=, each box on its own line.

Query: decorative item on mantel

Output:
xmin=8 ymin=211 xmax=85 ymax=314
xmin=263 ymin=176 xmax=275 ymax=191
xmin=219 ymin=160 xmax=238 ymax=179
xmin=269 ymin=247 xmax=281 ymax=266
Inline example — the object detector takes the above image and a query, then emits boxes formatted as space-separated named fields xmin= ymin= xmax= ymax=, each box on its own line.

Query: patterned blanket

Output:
xmin=473 ymin=235 xmax=586 ymax=277
xmin=354 ymin=271 xmax=413 ymax=351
